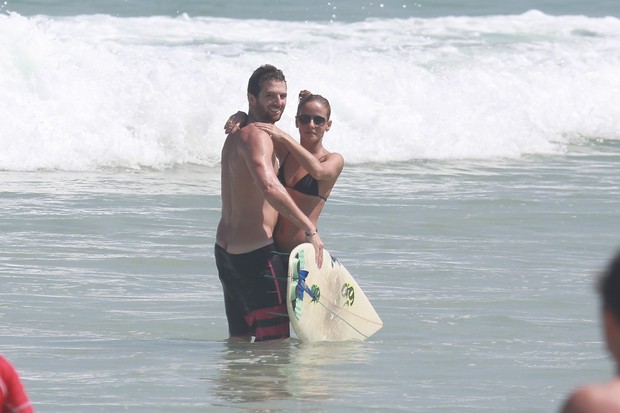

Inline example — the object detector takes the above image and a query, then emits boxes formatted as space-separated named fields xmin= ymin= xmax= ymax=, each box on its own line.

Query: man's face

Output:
xmin=252 ymin=80 xmax=287 ymax=123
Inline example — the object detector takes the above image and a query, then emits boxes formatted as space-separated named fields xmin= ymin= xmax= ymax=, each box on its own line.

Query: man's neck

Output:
xmin=247 ymin=110 xmax=274 ymax=125
xmin=246 ymin=109 xmax=257 ymax=124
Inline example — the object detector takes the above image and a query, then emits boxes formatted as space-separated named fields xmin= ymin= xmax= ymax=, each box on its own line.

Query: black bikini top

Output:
xmin=278 ymin=153 xmax=327 ymax=201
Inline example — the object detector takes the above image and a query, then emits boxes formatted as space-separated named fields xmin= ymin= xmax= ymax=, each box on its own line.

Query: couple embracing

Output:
xmin=215 ymin=64 xmax=344 ymax=342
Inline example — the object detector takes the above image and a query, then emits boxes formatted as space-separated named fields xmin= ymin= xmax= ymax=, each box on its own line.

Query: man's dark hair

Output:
xmin=599 ymin=250 xmax=620 ymax=319
xmin=247 ymin=64 xmax=286 ymax=98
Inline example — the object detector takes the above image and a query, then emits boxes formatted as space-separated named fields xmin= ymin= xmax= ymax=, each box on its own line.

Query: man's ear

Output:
xmin=248 ymin=92 xmax=256 ymax=107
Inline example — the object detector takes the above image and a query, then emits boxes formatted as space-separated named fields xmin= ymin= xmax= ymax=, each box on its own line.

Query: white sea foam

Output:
xmin=1 ymin=11 xmax=619 ymax=170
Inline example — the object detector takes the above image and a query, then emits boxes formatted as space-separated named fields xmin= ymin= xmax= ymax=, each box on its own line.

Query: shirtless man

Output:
xmin=215 ymin=64 xmax=323 ymax=342
xmin=560 ymin=250 xmax=620 ymax=413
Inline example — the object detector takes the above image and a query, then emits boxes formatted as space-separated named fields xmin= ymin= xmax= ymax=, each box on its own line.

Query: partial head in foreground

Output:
xmin=600 ymin=251 xmax=620 ymax=319
xmin=600 ymin=250 xmax=620 ymax=367
xmin=559 ymin=251 xmax=620 ymax=413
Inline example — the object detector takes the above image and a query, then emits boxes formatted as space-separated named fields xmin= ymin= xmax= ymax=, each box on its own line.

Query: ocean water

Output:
xmin=1 ymin=1 xmax=620 ymax=412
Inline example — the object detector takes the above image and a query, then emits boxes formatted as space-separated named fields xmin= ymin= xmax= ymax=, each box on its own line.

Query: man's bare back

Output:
xmin=216 ymin=124 xmax=280 ymax=254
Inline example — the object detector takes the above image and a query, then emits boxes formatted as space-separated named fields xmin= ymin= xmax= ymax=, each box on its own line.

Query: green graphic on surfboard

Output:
xmin=287 ymin=243 xmax=383 ymax=342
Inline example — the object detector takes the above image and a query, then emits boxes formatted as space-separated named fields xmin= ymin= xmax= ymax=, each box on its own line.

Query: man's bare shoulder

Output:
xmin=230 ymin=124 xmax=273 ymax=158
xmin=224 ymin=124 xmax=263 ymax=152
xmin=561 ymin=381 xmax=620 ymax=413
xmin=236 ymin=123 xmax=269 ymax=143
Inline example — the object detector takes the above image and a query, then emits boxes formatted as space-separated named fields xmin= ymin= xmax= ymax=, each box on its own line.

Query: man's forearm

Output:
xmin=264 ymin=185 xmax=315 ymax=234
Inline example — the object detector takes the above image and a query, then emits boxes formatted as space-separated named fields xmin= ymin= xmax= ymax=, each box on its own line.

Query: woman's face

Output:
xmin=296 ymin=100 xmax=332 ymax=141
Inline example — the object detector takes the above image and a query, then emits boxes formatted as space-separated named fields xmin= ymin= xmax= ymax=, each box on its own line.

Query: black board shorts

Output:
xmin=214 ymin=243 xmax=289 ymax=341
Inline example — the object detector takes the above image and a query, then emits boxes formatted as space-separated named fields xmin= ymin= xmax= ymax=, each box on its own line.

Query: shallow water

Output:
xmin=2 ymin=1 xmax=619 ymax=411
xmin=2 ymin=142 xmax=619 ymax=411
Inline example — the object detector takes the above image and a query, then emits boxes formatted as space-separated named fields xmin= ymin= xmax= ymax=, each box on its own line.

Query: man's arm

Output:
xmin=241 ymin=126 xmax=324 ymax=266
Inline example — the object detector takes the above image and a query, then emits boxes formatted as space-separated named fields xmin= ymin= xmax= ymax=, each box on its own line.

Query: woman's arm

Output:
xmin=254 ymin=122 xmax=344 ymax=181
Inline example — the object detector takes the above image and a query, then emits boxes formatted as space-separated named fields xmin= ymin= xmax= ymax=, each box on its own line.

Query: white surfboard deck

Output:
xmin=287 ymin=243 xmax=383 ymax=342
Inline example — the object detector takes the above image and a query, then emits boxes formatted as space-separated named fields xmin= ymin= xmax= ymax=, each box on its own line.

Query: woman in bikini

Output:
xmin=226 ymin=90 xmax=344 ymax=253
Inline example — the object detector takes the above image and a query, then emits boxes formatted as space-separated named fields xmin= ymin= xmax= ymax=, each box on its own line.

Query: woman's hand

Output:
xmin=254 ymin=122 xmax=288 ymax=142
xmin=224 ymin=111 xmax=248 ymax=134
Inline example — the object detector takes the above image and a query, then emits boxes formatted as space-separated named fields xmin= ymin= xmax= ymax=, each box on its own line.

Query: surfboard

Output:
xmin=287 ymin=243 xmax=383 ymax=342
